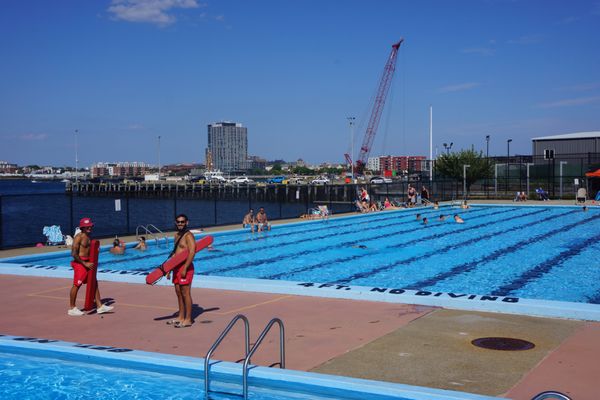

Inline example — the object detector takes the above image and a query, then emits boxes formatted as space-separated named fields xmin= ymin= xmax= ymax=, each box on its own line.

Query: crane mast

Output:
xmin=355 ymin=38 xmax=404 ymax=174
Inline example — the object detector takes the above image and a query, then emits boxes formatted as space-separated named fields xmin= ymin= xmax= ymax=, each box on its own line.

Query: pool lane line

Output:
xmin=334 ymin=208 xmax=572 ymax=285
xmin=204 ymin=207 xmax=509 ymax=275
xmin=491 ymin=222 xmax=600 ymax=296
xmin=404 ymin=209 xmax=583 ymax=290
xmin=95 ymin=207 xmax=444 ymax=268
xmin=196 ymin=207 xmax=489 ymax=264
xmin=262 ymin=207 xmax=535 ymax=280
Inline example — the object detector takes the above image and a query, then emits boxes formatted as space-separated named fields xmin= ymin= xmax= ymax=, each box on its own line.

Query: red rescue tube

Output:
xmin=84 ymin=239 xmax=100 ymax=311
xmin=146 ymin=236 xmax=214 ymax=285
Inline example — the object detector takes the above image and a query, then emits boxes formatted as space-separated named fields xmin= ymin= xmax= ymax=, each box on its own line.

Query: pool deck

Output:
xmin=1 ymin=200 xmax=598 ymax=400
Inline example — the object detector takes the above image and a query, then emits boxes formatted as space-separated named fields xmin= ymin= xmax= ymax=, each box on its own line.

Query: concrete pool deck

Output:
xmin=1 ymin=200 xmax=598 ymax=399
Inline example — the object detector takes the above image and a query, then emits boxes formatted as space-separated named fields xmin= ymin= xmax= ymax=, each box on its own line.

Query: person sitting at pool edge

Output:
xmin=242 ymin=209 xmax=255 ymax=232
xmin=110 ymin=237 xmax=126 ymax=255
xmin=134 ymin=236 xmax=147 ymax=251
xmin=68 ymin=217 xmax=114 ymax=316
xmin=256 ymin=207 xmax=271 ymax=232
xmin=454 ymin=214 xmax=464 ymax=223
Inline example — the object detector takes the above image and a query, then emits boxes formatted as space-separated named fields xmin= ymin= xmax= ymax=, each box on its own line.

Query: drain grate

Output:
xmin=471 ymin=337 xmax=535 ymax=351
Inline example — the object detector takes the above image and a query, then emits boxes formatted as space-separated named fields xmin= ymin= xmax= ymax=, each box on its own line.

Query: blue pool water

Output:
xmin=0 ymin=351 xmax=348 ymax=400
xmin=4 ymin=205 xmax=600 ymax=305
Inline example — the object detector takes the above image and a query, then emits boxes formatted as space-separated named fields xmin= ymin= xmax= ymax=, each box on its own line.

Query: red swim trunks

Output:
xmin=71 ymin=257 xmax=90 ymax=287
xmin=172 ymin=263 xmax=194 ymax=285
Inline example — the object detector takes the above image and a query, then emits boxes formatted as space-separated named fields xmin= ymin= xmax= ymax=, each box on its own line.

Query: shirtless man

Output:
xmin=109 ymin=238 xmax=126 ymax=255
xmin=242 ymin=209 xmax=255 ymax=233
xmin=256 ymin=207 xmax=271 ymax=232
xmin=166 ymin=214 xmax=196 ymax=328
xmin=68 ymin=218 xmax=114 ymax=316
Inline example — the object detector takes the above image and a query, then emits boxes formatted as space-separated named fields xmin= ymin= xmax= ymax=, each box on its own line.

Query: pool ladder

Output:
xmin=204 ymin=314 xmax=285 ymax=399
xmin=135 ymin=224 xmax=168 ymax=248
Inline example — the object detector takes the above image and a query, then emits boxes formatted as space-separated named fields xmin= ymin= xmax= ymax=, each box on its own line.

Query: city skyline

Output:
xmin=1 ymin=0 xmax=599 ymax=167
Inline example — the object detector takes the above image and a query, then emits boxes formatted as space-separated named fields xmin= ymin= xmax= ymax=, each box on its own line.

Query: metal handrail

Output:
xmin=204 ymin=314 xmax=250 ymax=398
xmin=242 ymin=318 xmax=285 ymax=399
xmin=146 ymin=224 xmax=168 ymax=247
xmin=135 ymin=224 xmax=168 ymax=248
xmin=531 ymin=392 xmax=572 ymax=400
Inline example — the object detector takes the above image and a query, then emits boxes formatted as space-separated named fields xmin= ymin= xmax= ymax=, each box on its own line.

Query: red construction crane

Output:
xmin=354 ymin=38 xmax=404 ymax=174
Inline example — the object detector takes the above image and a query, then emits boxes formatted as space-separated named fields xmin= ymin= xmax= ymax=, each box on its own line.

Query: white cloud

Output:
xmin=557 ymin=82 xmax=600 ymax=92
xmin=438 ymin=82 xmax=481 ymax=93
xmin=127 ymin=123 xmax=145 ymax=130
xmin=536 ymin=96 xmax=600 ymax=108
xmin=108 ymin=0 xmax=204 ymax=27
xmin=507 ymin=34 xmax=543 ymax=45
xmin=21 ymin=133 xmax=48 ymax=141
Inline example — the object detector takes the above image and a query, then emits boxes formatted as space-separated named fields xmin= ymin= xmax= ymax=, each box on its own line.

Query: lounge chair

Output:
xmin=42 ymin=225 xmax=65 ymax=246
xmin=535 ymin=188 xmax=549 ymax=201
xmin=317 ymin=205 xmax=330 ymax=219
xmin=576 ymin=188 xmax=587 ymax=203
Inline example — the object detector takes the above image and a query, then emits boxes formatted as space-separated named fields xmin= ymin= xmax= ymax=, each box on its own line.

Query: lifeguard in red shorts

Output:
xmin=165 ymin=214 xmax=196 ymax=328
xmin=68 ymin=217 xmax=114 ymax=316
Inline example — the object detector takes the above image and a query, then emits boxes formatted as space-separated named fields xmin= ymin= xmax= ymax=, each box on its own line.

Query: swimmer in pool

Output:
xmin=416 ymin=213 xmax=421 ymax=220
xmin=454 ymin=214 xmax=464 ymax=223
xmin=438 ymin=214 xmax=446 ymax=221
xmin=352 ymin=244 xmax=368 ymax=249
xmin=422 ymin=217 xmax=428 ymax=225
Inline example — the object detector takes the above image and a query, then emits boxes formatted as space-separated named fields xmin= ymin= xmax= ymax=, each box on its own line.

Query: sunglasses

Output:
xmin=175 ymin=220 xmax=187 ymax=224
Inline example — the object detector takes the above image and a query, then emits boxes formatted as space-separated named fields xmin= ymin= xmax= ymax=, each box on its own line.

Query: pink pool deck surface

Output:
xmin=1 ymin=273 xmax=599 ymax=399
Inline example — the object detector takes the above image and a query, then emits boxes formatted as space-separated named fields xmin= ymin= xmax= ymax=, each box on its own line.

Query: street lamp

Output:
xmin=506 ymin=139 xmax=512 ymax=194
xmin=485 ymin=135 xmax=490 ymax=197
xmin=347 ymin=117 xmax=356 ymax=180
xmin=157 ymin=135 xmax=161 ymax=180
xmin=75 ymin=129 xmax=79 ymax=185
xmin=559 ymin=161 xmax=568 ymax=199
xmin=443 ymin=142 xmax=453 ymax=155
xmin=463 ymin=164 xmax=470 ymax=200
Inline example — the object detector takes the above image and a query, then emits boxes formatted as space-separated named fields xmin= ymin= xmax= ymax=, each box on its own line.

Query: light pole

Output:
xmin=494 ymin=163 xmax=505 ymax=197
xmin=526 ymin=162 xmax=534 ymax=197
xmin=559 ymin=161 xmax=568 ymax=199
xmin=347 ymin=117 xmax=355 ymax=181
xmin=75 ymin=129 xmax=79 ymax=185
xmin=485 ymin=135 xmax=490 ymax=197
xmin=443 ymin=142 xmax=453 ymax=155
xmin=157 ymin=135 xmax=161 ymax=180
xmin=506 ymin=139 xmax=512 ymax=194
xmin=463 ymin=164 xmax=470 ymax=200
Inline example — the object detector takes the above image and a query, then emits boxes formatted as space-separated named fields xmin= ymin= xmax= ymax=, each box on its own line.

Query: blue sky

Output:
xmin=1 ymin=0 xmax=599 ymax=167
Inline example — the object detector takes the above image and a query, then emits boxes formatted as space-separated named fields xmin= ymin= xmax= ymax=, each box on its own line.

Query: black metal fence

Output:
xmin=1 ymin=181 xmax=443 ymax=249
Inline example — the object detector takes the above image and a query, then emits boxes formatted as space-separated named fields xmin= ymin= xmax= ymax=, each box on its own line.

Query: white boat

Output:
xmin=31 ymin=180 xmax=39 ymax=183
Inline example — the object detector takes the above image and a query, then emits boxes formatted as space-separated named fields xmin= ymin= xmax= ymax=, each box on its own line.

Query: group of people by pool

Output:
xmin=108 ymin=235 xmax=147 ymax=255
xmin=242 ymin=207 xmax=271 ymax=233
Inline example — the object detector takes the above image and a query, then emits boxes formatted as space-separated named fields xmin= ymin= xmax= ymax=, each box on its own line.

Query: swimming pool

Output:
xmin=2 ymin=205 xmax=599 ymax=319
xmin=0 ymin=335 xmax=501 ymax=400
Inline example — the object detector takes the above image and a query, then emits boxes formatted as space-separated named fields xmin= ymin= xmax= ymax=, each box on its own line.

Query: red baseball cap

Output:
xmin=79 ymin=217 xmax=94 ymax=228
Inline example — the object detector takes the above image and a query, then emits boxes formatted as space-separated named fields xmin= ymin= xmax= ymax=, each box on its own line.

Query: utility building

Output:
xmin=532 ymin=131 xmax=600 ymax=158
xmin=207 ymin=122 xmax=248 ymax=172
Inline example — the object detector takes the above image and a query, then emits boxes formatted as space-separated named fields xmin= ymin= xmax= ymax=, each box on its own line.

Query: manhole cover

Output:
xmin=471 ymin=337 xmax=535 ymax=351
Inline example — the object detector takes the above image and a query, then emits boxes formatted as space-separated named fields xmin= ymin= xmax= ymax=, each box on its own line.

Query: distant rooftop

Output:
xmin=532 ymin=131 xmax=600 ymax=141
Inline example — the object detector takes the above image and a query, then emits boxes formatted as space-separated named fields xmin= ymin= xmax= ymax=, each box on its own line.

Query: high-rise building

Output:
xmin=207 ymin=122 xmax=248 ymax=172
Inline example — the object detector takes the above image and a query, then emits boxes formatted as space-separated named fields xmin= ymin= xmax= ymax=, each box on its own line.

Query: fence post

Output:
xmin=69 ymin=191 xmax=74 ymax=235
xmin=0 ymin=195 xmax=3 ymax=249
xmin=126 ymin=191 xmax=130 ymax=234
